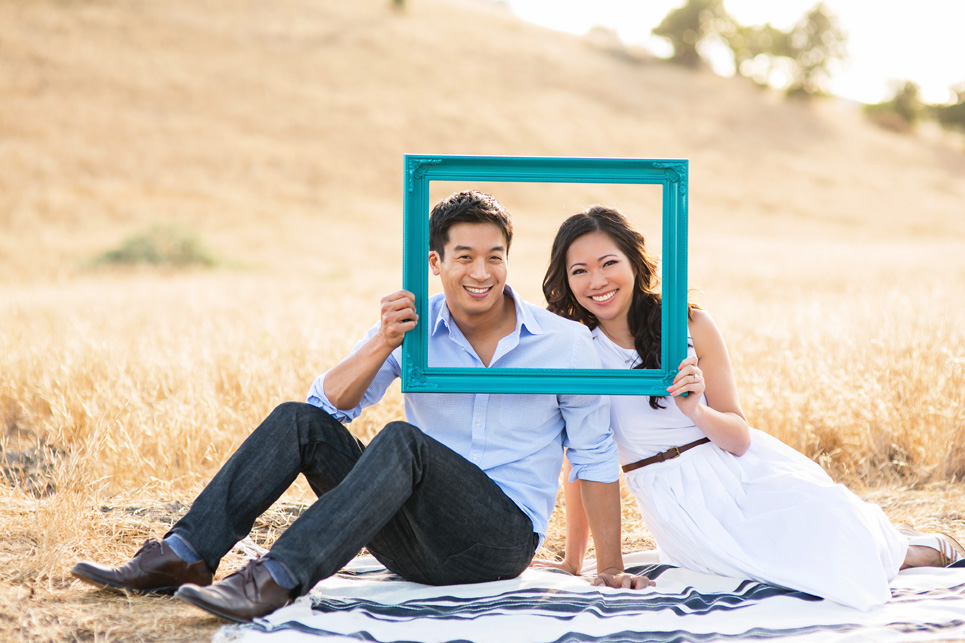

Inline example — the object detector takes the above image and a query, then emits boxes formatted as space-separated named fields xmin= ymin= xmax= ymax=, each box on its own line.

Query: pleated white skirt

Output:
xmin=624 ymin=429 xmax=907 ymax=611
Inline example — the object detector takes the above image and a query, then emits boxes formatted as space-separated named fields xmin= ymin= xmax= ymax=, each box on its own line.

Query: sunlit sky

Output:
xmin=503 ymin=0 xmax=965 ymax=104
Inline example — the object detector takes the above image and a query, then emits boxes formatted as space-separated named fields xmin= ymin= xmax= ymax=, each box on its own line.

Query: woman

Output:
xmin=541 ymin=206 xmax=963 ymax=611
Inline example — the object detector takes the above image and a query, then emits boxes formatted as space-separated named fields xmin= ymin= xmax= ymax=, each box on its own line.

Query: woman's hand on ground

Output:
xmin=591 ymin=567 xmax=655 ymax=589
xmin=529 ymin=558 xmax=581 ymax=575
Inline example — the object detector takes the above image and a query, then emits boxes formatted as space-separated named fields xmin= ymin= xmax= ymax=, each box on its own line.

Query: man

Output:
xmin=72 ymin=190 xmax=648 ymax=623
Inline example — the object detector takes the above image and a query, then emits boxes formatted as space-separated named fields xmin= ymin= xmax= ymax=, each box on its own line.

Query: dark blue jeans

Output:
xmin=168 ymin=402 xmax=538 ymax=594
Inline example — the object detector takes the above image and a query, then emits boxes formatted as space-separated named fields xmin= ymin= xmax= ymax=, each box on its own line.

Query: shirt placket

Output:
xmin=468 ymin=394 xmax=489 ymax=465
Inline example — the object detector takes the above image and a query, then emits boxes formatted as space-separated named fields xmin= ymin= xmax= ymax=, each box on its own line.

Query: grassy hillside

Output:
xmin=2 ymin=1 xmax=965 ymax=641
xmin=3 ymin=0 xmax=964 ymax=285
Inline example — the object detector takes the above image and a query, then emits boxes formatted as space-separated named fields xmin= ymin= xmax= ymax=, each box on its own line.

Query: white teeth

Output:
xmin=591 ymin=291 xmax=616 ymax=302
xmin=466 ymin=286 xmax=489 ymax=294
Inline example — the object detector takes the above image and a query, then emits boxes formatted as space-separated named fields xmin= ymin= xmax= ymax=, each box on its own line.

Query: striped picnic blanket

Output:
xmin=215 ymin=552 xmax=965 ymax=642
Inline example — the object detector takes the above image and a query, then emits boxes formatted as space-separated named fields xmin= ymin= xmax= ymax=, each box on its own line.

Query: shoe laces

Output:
xmin=133 ymin=538 xmax=165 ymax=558
xmin=233 ymin=560 xmax=262 ymax=600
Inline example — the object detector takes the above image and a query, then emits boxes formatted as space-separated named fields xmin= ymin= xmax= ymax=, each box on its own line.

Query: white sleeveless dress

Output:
xmin=592 ymin=327 xmax=907 ymax=611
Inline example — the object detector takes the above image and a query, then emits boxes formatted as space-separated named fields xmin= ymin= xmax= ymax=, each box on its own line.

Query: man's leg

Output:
xmin=175 ymin=421 xmax=539 ymax=621
xmin=72 ymin=401 xmax=363 ymax=592
xmin=265 ymin=420 xmax=538 ymax=591
xmin=168 ymin=401 xmax=365 ymax=573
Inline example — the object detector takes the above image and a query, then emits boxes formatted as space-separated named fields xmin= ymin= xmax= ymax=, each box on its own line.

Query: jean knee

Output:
xmin=369 ymin=421 xmax=425 ymax=450
xmin=264 ymin=402 xmax=341 ymax=442
xmin=271 ymin=401 xmax=307 ymax=420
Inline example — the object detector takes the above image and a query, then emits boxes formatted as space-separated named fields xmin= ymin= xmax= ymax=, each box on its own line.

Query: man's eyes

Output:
xmin=455 ymin=254 xmax=503 ymax=262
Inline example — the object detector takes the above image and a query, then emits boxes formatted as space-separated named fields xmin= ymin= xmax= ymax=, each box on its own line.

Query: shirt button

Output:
xmin=475 ymin=422 xmax=481 ymax=427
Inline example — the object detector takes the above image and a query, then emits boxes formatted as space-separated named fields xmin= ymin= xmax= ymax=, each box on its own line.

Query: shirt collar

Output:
xmin=431 ymin=284 xmax=544 ymax=339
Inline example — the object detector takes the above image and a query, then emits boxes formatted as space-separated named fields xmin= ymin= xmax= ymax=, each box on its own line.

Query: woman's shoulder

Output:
xmin=688 ymin=306 xmax=713 ymax=328
xmin=688 ymin=307 xmax=728 ymax=352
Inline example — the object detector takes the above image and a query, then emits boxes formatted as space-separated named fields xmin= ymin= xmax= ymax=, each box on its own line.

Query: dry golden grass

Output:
xmin=1 ymin=276 xmax=406 ymax=642
xmin=3 ymin=0 xmax=965 ymax=640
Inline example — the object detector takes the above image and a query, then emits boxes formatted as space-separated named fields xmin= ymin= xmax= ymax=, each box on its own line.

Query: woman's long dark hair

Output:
xmin=543 ymin=206 xmax=686 ymax=409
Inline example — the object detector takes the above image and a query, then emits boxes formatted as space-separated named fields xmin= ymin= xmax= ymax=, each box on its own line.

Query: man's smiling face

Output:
xmin=429 ymin=222 xmax=509 ymax=321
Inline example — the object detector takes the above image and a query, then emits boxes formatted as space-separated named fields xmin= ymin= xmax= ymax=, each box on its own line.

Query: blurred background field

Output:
xmin=2 ymin=0 xmax=965 ymax=640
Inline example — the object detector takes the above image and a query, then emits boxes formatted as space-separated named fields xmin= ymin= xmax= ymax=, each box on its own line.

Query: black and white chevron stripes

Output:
xmin=215 ymin=553 xmax=965 ymax=643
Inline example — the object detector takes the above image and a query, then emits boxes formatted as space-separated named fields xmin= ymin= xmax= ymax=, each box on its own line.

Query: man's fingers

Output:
xmin=394 ymin=315 xmax=418 ymax=328
xmin=379 ymin=300 xmax=418 ymax=348
xmin=382 ymin=299 xmax=417 ymax=317
xmin=382 ymin=315 xmax=418 ymax=333
xmin=382 ymin=304 xmax=418 ymax=325
xmin=381 ymin=289 xmax=415 ymax=303
xmin=380 ymin=291 xmax=417 ymax=317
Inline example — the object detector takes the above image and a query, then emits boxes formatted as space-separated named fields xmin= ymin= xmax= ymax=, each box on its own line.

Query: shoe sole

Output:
xmin=70 ymin=567 xmax=180 ymax=594
xmin=175 ymin=587 xmax=253 ymax=623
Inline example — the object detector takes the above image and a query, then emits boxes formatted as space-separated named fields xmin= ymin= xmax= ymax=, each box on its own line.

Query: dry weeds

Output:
xmin=3 ymin=234 xmax=964 ymax=643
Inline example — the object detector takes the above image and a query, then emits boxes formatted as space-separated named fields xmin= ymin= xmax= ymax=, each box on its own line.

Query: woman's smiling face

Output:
xmin=564 ymin=230 xmax=635 ymax=325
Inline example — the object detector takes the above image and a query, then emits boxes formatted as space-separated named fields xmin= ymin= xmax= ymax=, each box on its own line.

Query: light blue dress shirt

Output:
xmin=307 ymin=285 xmax=618 ymax=540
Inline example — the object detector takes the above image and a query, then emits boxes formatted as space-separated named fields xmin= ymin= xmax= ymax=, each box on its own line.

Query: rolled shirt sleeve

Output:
xmin=306 ymin=322 xmax=402 ymax=423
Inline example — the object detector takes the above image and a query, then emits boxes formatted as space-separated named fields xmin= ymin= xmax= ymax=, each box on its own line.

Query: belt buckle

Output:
xmin=665 ymin=446 xmax=681 ymax=460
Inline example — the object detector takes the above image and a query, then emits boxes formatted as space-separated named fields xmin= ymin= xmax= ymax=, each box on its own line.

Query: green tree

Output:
xmin=933 ymin=85 xmax=965 ymax=134
xmin=783 ymin=3 xmax=848 ymax=97
xmin=652 ymin=0 xmax=735 ymax=68
xmin=864 ymin=81 xmax=924 ymax=132
xmin=727 ymin=23 xmax=789 ymax=87
xmin=890 ymin=81 xmax=923 ymax=125
xmin=724 ymin=3 xmax=847 ymax=98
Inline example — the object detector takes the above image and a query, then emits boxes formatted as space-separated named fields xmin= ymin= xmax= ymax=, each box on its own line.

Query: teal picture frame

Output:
xmin=402 ymin=154 xmax=688 ymax=395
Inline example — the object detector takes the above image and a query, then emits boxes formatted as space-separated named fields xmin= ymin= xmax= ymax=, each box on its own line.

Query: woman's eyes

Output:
xmin=570 ymin=260 xmax=618 ymax=276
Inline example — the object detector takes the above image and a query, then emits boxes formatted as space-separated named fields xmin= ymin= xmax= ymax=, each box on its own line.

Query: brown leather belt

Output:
xmin=621 ymin=437 xmax=711 ymax=473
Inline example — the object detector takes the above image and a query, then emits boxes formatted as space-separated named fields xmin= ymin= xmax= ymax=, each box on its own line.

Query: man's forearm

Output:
xmin=323 ymin=335 xmax=394 ymax=410
xmin=323 ymin=290 xmax=415 ymax=410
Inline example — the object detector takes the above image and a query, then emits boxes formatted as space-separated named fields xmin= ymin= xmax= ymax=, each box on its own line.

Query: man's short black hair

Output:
xmin=428 ymin=191 xmax=513 ymax=259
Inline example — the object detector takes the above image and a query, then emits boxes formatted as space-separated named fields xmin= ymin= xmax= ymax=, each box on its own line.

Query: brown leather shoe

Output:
xmin=175 ymin=558 xmax=295 ymax=622
xmin=71 ymin=538 xmax=213 ymax=594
